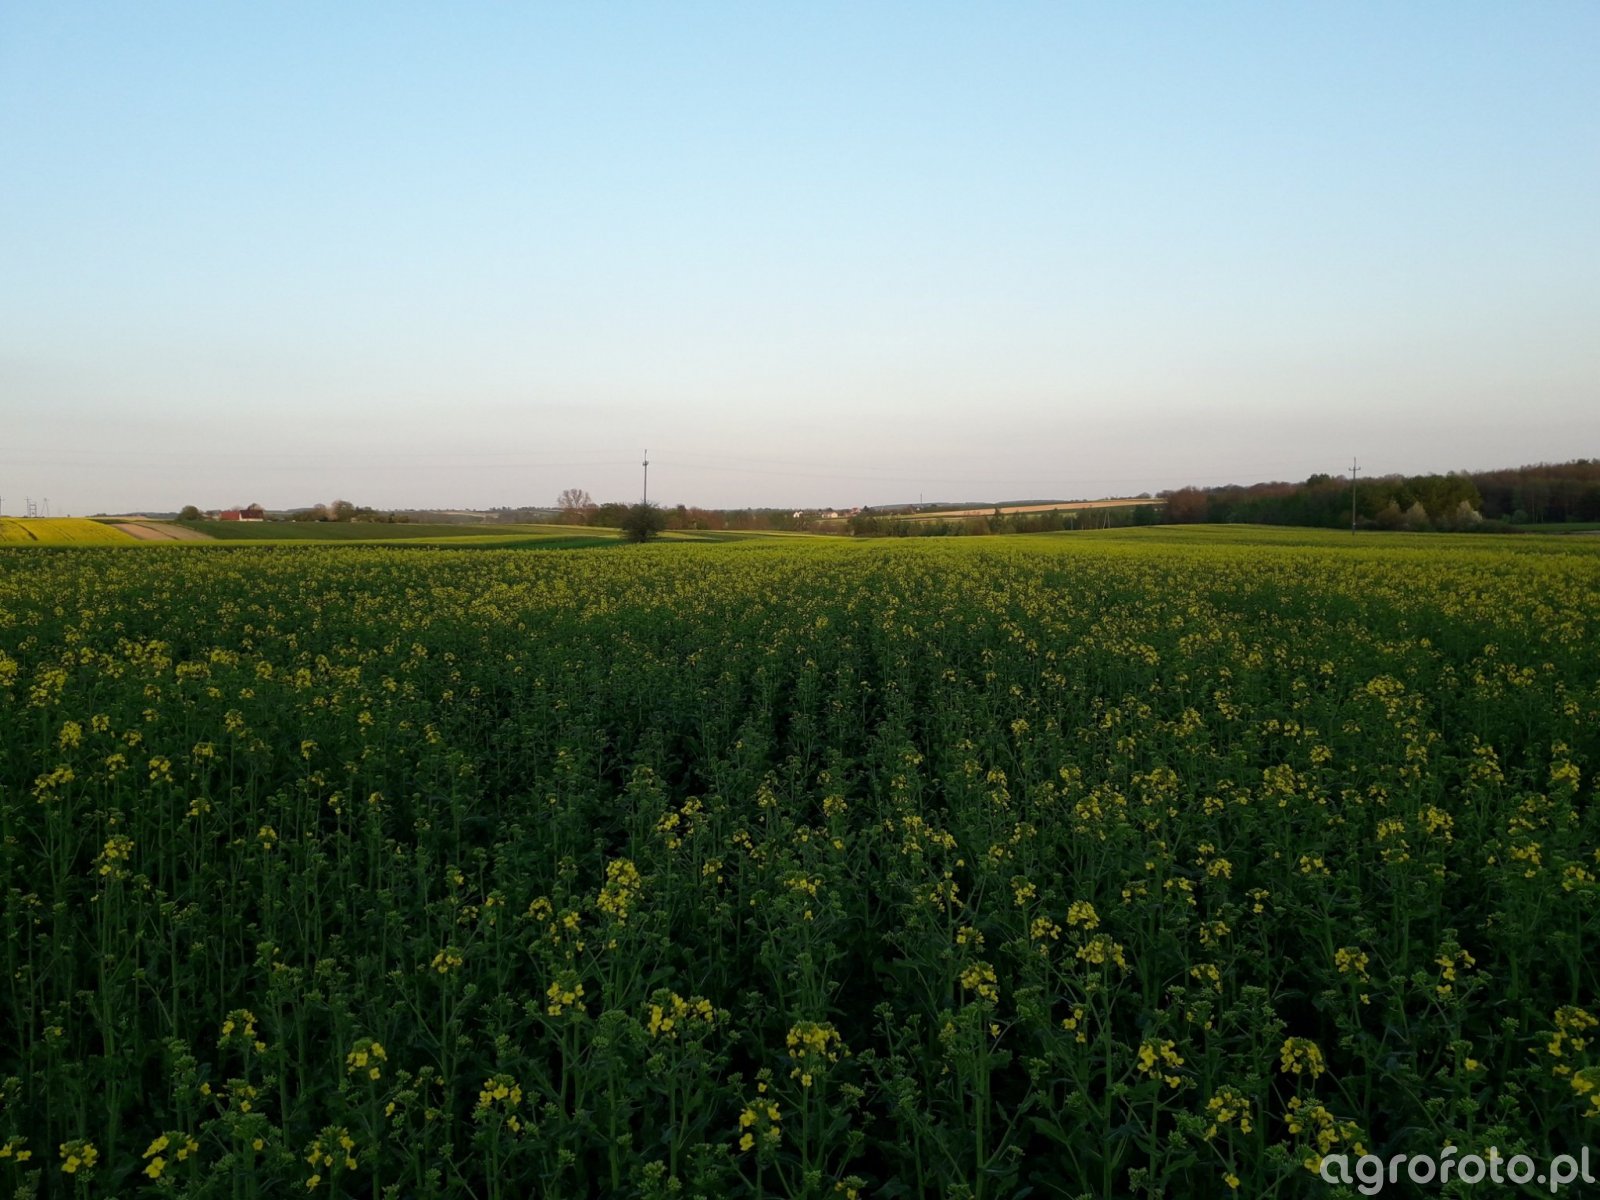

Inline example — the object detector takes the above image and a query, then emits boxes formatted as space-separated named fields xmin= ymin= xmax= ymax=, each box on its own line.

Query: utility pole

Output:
xmin=1350 ymin=458 xmax=1359 ymax=535
xmin=642 ymin=450 xmax=649 ymax=505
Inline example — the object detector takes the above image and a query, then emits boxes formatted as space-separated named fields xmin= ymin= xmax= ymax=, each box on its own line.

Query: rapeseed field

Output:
xmin=0 ymin=532 xmax=1596 ymax=1197
xmin=0 ymin=519 xmax=134 ymax=546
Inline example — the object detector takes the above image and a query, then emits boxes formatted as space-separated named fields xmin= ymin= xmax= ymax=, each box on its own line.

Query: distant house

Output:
xmin=219 ymin=504 xmax=266 ymax=522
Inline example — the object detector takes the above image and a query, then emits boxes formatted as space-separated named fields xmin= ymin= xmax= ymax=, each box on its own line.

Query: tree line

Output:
xmin=1160 ymin=460 xmax=1600 ymax=531
xmin=847 ymin=505 xmax=1162 ymax=537
xmin=176 ymin=501 xmax=412 ymax=523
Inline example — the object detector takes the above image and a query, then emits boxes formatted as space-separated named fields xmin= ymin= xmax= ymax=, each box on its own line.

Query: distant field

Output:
xmin=1513 ymin=521 xmax=1600 ymax=533
xmin=402 ymin=532 xmax=623 ymax=550
xmin=661 ymin=528 xmax=823 ymax=542
xmin=179 ymin=520 xmax=601 ymax=543
xmin=1045 ymin=523 xmax=1600 ymax=556
xmin=0 ymin=517 xmax=135 ymax=545
xmin=398 ymin=528 xmax=819 ymax=548
xmin=161 ymin=520 xmax=815 ymax=547
xmin=106 ymin=520 xmax=212 ymax=542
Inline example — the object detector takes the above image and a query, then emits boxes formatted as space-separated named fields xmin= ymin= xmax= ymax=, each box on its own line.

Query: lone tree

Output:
xmin=557 ymin=488 xmax=595 ymax=524
xmin=620 ymin=501 xmax=667 ymax=543
xmin=177 ymin=505 xmax=201 ymax=521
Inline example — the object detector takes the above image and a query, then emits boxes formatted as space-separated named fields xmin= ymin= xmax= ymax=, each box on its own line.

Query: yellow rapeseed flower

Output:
xmin=59 ymin=1138 xmax=98 ymax=1175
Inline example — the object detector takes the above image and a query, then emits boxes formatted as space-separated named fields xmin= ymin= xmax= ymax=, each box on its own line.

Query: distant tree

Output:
xmin=620 ymin=502 xmax=668 ymax=543
xmin=557 ymin=488 xmax=595 ymax=525
xmin=1161 ymin=488 xmax=1209 ymax=524
xmin=685 ymin=507 xmax=725 ymax=531
xmin=1442 ymin=499 xmax=1483 ymax=531
xmin=329 ymin=499 xmax=356 ymax=522
xmin=242 ymin=502 xmax=266 ymax=520
xmin=1403 ymin=474 xmax=1480 ymax=522
xmin=593 ymin=501 xmax=630 ymax=528
xmin=293 ymin=504 xmax=329 ymax=523
xmin=177 ymin=505 xmax=201 ymax=521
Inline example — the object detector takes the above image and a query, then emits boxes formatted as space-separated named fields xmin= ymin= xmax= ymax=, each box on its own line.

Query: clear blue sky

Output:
xmin=3 ymin=2 xmax=1596 ymax=514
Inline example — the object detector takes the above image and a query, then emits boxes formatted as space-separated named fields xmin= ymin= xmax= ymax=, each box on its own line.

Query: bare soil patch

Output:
xmin=111 ymin=522 xmax=212 ymax=542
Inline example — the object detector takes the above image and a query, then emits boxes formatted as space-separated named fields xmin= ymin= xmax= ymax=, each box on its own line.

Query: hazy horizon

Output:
xmin=4 ymin=4 xmax=1596 ymax=515
xmin=37 ymin=454 xmax=1600 ymax=519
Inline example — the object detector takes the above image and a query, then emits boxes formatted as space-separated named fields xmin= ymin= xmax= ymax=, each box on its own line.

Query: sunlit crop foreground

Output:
xmin=2 ymin=528 xmax=1597 ymax=1198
